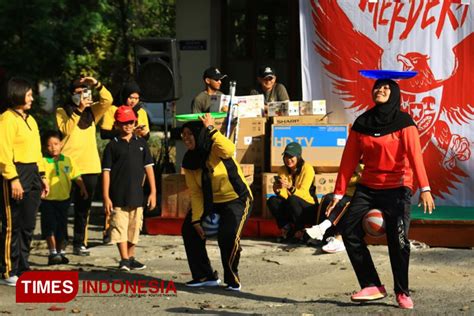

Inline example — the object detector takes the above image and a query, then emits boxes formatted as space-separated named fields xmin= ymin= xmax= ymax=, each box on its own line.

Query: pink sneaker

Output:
xmin=351 ymin=285 xmax=387 ymax=302
xmin=396 ymin=293 xmax=414 ymax=309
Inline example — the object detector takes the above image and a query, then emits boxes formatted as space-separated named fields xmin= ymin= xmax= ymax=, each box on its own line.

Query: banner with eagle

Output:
xmin=299 ymin=0 xmax=474 ymax=207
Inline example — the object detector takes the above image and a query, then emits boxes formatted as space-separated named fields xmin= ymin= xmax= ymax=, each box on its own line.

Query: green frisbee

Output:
xmin=175 ymin=112 xmax=228 ymax=122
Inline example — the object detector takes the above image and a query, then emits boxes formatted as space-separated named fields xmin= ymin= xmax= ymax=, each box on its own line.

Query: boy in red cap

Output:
xmin=102 ymin=106 xmax=157 ymax=271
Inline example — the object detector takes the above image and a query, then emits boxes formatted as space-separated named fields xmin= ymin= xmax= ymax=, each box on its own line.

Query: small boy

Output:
xmin=102 ymin=106 xmax=156 ymax=271
xmin=40 ymin=131 xmax=88 ymax=265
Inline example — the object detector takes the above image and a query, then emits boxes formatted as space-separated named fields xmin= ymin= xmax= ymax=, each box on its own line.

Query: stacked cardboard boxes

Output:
xmin=161 ymin=164 xmax=255 ymax=218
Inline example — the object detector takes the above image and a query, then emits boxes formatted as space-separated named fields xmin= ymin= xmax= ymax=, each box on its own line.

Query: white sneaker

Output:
xmin=322 ymin=237 xmax=346 ymax=253
xmin=0 ymin=275 xmax=18 ymax=287
xmin=305 ymin=224 xmax=325 ymax=240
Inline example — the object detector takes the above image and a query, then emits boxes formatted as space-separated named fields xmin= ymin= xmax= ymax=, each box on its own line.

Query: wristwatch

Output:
xmin=206 ymin=125 xmax=215 ymax=132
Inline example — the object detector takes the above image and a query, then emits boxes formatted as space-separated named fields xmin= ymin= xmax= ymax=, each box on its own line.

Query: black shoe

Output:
xmin=48 ymin=254 xmax=62 ymax=265
xmin=186 ymin=271 xmax=221 ymax=287
xmin=60 ymin=254 xmax=70 ymax=264
xmin=119 ymin=259 xmax=130 ymax=271
xmin=129 ymin=257 xmax=146 ymax=270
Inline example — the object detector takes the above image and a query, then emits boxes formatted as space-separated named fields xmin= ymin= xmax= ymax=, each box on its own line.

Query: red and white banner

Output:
xmin=300 ymin=0 xmax=474 ymax=206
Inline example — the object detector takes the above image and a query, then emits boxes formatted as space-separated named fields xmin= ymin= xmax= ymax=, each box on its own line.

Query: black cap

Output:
xmin=258 ymin=66 xmax=276 ymax=78
xmin=203 ymin=67 xmax=227 ymax=81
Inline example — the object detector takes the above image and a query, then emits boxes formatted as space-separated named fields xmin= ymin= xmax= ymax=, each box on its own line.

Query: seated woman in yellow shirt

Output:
xmin=267 ymin=142 xmax=319 ymax=242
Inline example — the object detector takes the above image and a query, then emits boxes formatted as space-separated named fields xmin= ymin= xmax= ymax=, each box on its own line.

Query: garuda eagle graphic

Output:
xmin=311 ymin=0 xmax=474 ymax=198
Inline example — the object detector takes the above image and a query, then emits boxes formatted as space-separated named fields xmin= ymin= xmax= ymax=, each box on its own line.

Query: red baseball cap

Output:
xmin=114 ymin=105 xmax=137 ymax=122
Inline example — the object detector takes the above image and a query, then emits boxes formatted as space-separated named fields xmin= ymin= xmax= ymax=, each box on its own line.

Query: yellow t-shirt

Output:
xmin=184 ymin=130 xmax=252 ymax=223
xmin=43 ymin=154 xmax=81 ymax=201
xmin=277 ymin=162 xmax=316 ymax=205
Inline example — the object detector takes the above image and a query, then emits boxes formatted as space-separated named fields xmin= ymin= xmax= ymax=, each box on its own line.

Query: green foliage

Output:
xmin=0 ymin=0 xmax=176 ymax=120
xmin=29 ymin=95 xmax=57 ymax=134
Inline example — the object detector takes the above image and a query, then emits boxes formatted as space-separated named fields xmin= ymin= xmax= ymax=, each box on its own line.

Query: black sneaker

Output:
xmin=48 ymin=254 xmax=62 ymax=265
xmin=60 ymin=254 xmax=70 ymax=264
xmin=129 ymin=257 xmax=146 ymax=270
xmin=119 ymin=259 xmax=130 ymax=271
xmin=185 ymin=271 xmax=221 ymax=287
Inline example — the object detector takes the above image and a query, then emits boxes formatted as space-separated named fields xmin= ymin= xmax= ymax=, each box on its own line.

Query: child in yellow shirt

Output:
xmin=40 ymin=131 xmax=88 ymax=265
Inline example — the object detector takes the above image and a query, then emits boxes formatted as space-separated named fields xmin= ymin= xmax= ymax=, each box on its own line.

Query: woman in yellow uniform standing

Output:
xmin=56 ymin=76 xmax=112 ymax=256
xmin=181 ymin=113 xmax=252 ymax=291
xmin=0 ymin=77 xmax=49 ymax=286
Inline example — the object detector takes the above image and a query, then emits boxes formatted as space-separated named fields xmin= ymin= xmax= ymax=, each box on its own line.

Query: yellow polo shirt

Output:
xmin=0 ymin=109 xmax=44 ymax=180
xmin=43 ymin=154 xmax=81 ymax=201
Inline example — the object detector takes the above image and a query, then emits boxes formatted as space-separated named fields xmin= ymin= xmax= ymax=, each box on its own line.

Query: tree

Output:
xmin=0 ymin=0 xmax=175 ymax=116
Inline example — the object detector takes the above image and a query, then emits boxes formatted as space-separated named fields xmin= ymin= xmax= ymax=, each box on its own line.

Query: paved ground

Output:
xmin=0 ymin=208 xmax=473 ymax=315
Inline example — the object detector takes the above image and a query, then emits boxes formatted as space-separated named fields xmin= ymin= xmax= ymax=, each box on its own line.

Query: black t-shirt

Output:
xmin=102 ymin=136 xmax=154 ymax=207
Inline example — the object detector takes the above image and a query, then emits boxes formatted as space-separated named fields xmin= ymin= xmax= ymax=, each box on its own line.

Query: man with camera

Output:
xmin=56 ymin=76 xmax=113 ymax=256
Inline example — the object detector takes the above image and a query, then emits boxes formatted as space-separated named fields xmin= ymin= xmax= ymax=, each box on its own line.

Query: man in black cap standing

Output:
xmin=250 ymin=66 xmax=289 ymax=104
xmin=191 ymin=67 xmax=227 ymax=113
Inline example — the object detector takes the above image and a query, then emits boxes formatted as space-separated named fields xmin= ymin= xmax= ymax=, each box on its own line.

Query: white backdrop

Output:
xmin=300 ymin=0 xmax=474 ymax=206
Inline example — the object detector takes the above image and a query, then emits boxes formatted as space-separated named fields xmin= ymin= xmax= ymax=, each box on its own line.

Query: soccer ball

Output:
xmin=201 ymin=213 xmax=220 ymax=237
xmin=363 ymin=209 xmax=386 ymax=237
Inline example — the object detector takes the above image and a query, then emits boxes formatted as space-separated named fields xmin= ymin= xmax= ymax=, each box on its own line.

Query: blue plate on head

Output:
xmin=359 ymin=70 xmax=418 ymax=80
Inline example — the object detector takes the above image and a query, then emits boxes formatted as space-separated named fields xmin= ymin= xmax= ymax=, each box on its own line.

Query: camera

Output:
xmin=82 ymin=88 xmax=92 ymax=100
xmin=273 ymin=175 xmax=281 ymax=182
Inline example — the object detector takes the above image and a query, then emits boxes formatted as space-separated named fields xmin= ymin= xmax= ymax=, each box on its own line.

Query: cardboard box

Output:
xmin=176 ymin=175 xmax=191 ymax=218
xmin=314 ymin=173 xmax=338 ymax=200
xmin=161 ymin=174 xmax=179 ymax=217
xmin=235 ymin=118 xmax=267 ymax=149
xmin=299 ymin=100 xmax=326 ymax=115
xmin=268 ymin=101 xmax=299 ymax=117
xmin=261 ymin=173 xmax=278 ymax=219
xmin=271 ymin=124 xmax=349 ymax=170
xmin=234 ymin=95 xmax=265 ymax=118
xmin=210 ymin=94 xmax=264 ymax=118
xmin=234 ymin=117 xmax=267 ymax=174
xmin=210 ymin=94 xmax=231 ymax=112
xmin=161 ymin=174 xmax=192 ymax=218
xmin=272 ymin=115 xmax=328 ymax=125
xmin=240 ymin=163 xmax=255 ymax=187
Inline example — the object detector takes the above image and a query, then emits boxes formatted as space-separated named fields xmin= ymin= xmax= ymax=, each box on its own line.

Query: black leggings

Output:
xmin=267 ymin=195 xmax=318 ymax=231
xmin=182 ymin=196 xmax=252 ymax=287
xmin=339 ymin=184 xmax=412 ymax=295
xmin=72 ymin=174 xmax=98 ymax=248
xmin=0 ymin=164 xmax=42 ymax=278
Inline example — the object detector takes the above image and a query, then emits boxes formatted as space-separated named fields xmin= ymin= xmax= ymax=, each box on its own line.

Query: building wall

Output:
xmin=175 ymin=0 xmax=221 ymax=169
xmin=176 ymin=0 xmax=221 ymax=115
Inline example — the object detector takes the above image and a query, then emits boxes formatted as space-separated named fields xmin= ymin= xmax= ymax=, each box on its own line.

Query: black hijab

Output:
xmin=181 ymin=121 xmax=214 ymax=216
xmin=119 ymin=81 xmax=141 ymax=104
xmin=352 ymin=79 xmax=415 ymax=137
xmin=181 ymin=121 xmax=213 ymax=170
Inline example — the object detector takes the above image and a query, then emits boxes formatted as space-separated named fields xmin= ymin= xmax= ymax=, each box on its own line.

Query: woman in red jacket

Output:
xmin=326 ymin=78 xmax=435 ymax=309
